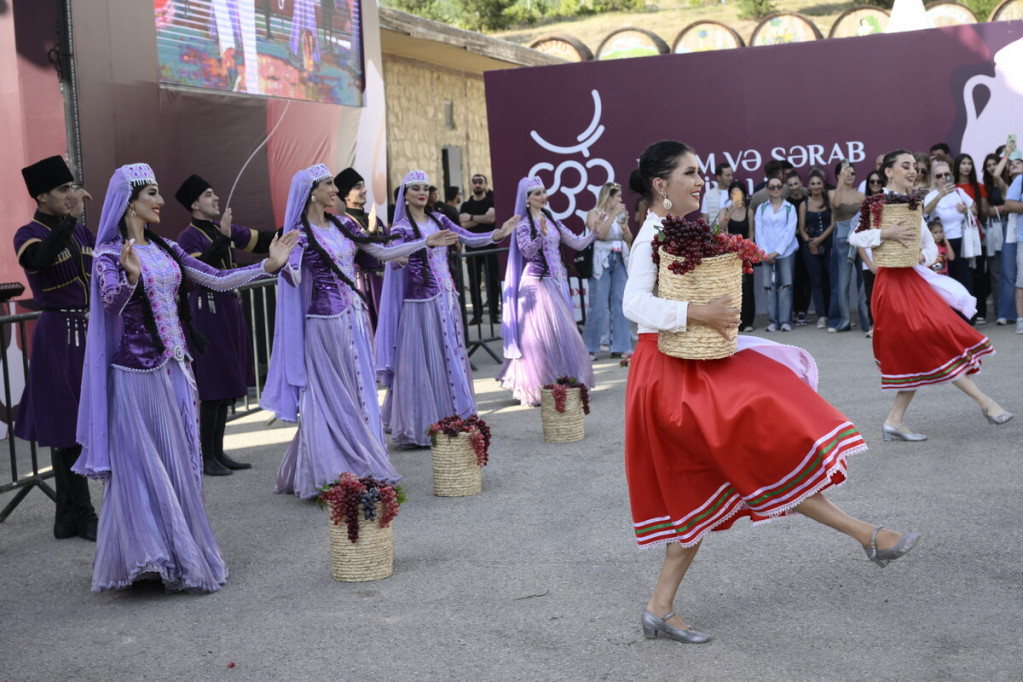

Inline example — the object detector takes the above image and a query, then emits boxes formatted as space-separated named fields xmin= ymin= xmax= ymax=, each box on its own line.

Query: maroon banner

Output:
xmin=485 ymin=22 xmax=1023 ymax=226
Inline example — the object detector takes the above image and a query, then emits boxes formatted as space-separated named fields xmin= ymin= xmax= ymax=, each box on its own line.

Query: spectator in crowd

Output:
xmin=924 ymin=158 xmax=976 ymax=306
xmin=828 ymin=160 xmax=868 ymax=333
xmin=749 ymin=159 xmax=785 ymax=213
xmin=752 ymin=176 xmax=798 ymax=331
xmin=583 ymin=182 xmax=633 ymax=360
xmin=797 ymin=168 xmax=834 ymax=329
xmin=717 ymin=181 xmax=757 ymax=331
xmin=928 ymin=218 xmax=954 ymax=275
xmin=785 ymin=170 xmax=811 ymax=325
xmin=857 ymin=154 xmax=885 ymax=192
xmin=913 ymin=153 xmax=932 ymax=191
xmin=985 ymin=149 xmax=1015 ymax=325
xmin=954 ymin=153 xmax=994 ymax=323
xmin=1002 ymin=151 xmax=1023 ymax=332
xmin=930 ymin=142 xmax=951 ymax=163
xmin=701 ymin=163 xmax=732 ymax=226
xmin=436 ymin=186 xmax=462 ymax=225
xmin=460 ymin=174 xmax=500 ymax=324
xmin=857 ymin=170 xmax=885 ymax=336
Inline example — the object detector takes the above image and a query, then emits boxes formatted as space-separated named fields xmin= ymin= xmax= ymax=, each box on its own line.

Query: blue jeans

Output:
xmin=828 ymin=218 xmax=870 ymax=330
xmin=584 ymin=251 xmax=631 ymax=354
xmin=998 ymin=238 xmax=1017 ymax=321
xmin=800 ymin=238 xmax=832 ymax=319
xmin=764 ymin=253 xmax=795 ymax=327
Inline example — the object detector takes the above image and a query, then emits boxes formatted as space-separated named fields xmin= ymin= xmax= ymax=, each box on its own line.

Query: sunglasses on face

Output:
xmin=768 ymin=184 xmax=782 ymax=190
xmin=471 ymin=178 xmax=485 ymax=184
xmin=869 ymin=179 xmax=882 ymax=184
xmin=934 ymin=173 xmax=951 ymax=179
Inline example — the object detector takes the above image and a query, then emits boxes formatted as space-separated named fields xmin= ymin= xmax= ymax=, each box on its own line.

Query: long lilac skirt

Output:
xmin=275 ymin=311 xmax=399 ymax=499
xmin=92 ymin=361 xmax=227 ymax=593
xmin=497 ymin=275 xmax=595 ymax=406
xmin=384 ymin=291 xmax=476 ymax=447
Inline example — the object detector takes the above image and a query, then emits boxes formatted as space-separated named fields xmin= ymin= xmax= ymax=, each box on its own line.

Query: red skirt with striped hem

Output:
xmin=626 ymin=334 xmax=866 ymax=549
xmin=872 ymin=267 xmax=993 ymax=390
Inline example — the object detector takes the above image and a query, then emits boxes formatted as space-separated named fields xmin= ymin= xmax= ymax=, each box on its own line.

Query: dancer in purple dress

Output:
xmin=263 ymin=164 xmax=457 ymax=498
xmin=176 ymin=174 xmax=276 ymax=475
xmin=497 ymin=176 xmax=597 ymax=406
xmin=375 ymin=170 xmax=516 ymax=447
xmin=74 ymin=163 xmax=298 ymax=592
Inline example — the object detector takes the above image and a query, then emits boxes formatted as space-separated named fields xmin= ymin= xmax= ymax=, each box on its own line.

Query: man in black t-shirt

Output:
xmin=460 ymin=174 xmax=500 ymax=324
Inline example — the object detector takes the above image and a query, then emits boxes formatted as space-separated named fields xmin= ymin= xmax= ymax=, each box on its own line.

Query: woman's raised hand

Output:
xmin=493 ymin=215 xmax=519 ymax=242
xmin=880 ymin=219 xmax=918 ymax=246
xmin=426 ymin=229 xmax=459 ymax=247
xmin=265 ymin=229 xmax=301 ymax=272
xmin=688 ymin=295 xmax=739 ymax=340
xmin=120 ymin=238 xmax=141 ymax=284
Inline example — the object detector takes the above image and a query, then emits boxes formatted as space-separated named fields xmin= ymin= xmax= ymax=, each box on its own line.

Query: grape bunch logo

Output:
xmin=527 ymin=90 xmax=615 ymax=224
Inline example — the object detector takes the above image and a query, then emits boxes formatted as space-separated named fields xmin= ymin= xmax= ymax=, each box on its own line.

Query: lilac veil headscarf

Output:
xmin=500 ymin=176 xmax=544 ymax=359
xmin=260 ymin=163 xmax=332 ymax=422
xmin=375 ymin=170 xmax=428 ymax=387
xmin=73 ymin=163 xmax=158 ymax=479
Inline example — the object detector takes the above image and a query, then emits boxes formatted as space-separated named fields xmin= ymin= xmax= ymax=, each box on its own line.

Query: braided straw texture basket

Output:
xmin=431 ymin=432 xmax=482 ymax=497
xmin=870 ymin=203 xmax=922 ymax=268
xmin=328 ymin=504 xmax=393 ymax=582
xmin=656 ymin=250 xmax=740 ymax=359
xmin=540 ymin=387 xmax=585 ymax=442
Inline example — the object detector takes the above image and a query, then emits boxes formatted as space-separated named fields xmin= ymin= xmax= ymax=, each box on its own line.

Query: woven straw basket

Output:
xmin=656 ymin=250 xmax=740 ymax=359
xmin=327 ymin=504 xmax=393 ymax=582
xmin=870 ymin=203 xmax=922 ymax=268
xmin=431 ymin=432 xmax=482 ymax=497
xmin=540 ymin=387 xmax=585 ymax=443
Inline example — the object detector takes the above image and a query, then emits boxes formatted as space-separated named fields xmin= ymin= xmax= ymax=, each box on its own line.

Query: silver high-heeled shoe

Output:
xmin=981 ymin=401 xmax=1013 ymax=425
xmin=641 ymin=610 xmax=711 ymax=644
xmin=863 ymin=526 xmax=922 ymax=568
xmin=882 ymin=422 xmax=927 ymax=442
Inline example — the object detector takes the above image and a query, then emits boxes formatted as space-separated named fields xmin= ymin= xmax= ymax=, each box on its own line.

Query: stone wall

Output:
xmin=382 ymin=54 xmax=492 ymax=203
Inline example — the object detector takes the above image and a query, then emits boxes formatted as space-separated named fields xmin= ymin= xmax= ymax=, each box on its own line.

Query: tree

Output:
xmin=456 ymin=0 xmax=518 ymax=31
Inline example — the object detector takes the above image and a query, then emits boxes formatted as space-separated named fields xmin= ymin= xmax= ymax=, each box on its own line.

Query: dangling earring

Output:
xmin=129 ymin=204 xmax=137 ymax=218
xmin=310 ymin=195 xmax=317 ymax=202
xmin=660 ymin=192 xmax=672 ymax=211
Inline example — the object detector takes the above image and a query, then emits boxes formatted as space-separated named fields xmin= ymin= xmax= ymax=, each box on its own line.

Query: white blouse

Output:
xmin=622 ymin=212 xmax=689 ymax=334
xmin=923 ymin=188 xmax=974 ymax=240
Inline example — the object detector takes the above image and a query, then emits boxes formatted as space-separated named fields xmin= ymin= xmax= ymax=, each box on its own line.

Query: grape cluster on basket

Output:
xmin=317 ymin=473 xmax=403 ymax=543
xmin=544 ymin=376 xmax=591 ymax=414
xmin=856 ymin=190 xmax=925 ymax=233
xmin=653 ymin=216 xmax=764 ymax=274
xmin=428 ymin=414 xmax=491 ymax=466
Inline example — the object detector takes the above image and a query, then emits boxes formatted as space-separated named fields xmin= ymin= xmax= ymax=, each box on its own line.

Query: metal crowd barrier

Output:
xmin=0 ymin=309 xmax=50 ymax=522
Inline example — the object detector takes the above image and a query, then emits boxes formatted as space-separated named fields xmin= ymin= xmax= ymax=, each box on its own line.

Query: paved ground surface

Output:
xmin=2 ymin=321 xmax=1022 ymax=681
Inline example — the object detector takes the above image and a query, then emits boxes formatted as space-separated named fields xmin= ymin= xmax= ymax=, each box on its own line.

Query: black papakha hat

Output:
xmin=22 ymin=156 xmax=75 ymax=197
xmin=175 ymin=174 xmax=212 ymax=210
xmin=334 ymin=167 xmax=364 ymax=198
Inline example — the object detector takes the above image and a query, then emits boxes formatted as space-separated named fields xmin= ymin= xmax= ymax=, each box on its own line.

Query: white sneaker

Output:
xmin=996 ymin=318 xmax=1008 ymax=326
xmin=780 ymin=323 xmax=792 ymax=331
xmin=817 ymin=318 xmax=828 ymax=329
xmin=766 ymin=323 xmax=778 ymax=332
xmin=1015 ymin=320 xmax=1023 ymax=334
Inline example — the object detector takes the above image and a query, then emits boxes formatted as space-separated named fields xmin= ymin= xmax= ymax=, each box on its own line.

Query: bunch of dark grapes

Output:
xmin=544 ymin=376 xmax=590 ymax=414
xmin=360 ymin=486 xmax=381 ymax=522
xmin=551 ymin=384 xmax=567 ymax=412
xmin=318 ymin=473 xmax=406 ymax=542
xmin=654 ymin=217 xmax=719 ymax=275
xmin=857 ymin=190 xmax=924 ymax=234
xmin=378 ymin=484 xmax=400 ymax=527
xmin=464 ymin=415 xmax=491 ymax=467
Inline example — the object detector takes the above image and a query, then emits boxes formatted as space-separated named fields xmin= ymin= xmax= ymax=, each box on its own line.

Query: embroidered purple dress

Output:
xmin=78 ymin=237 xmax=272 ymax=592
xmin=12 ymin=213 xmax=94 ymax=447
xmin=498 ymin=179 xmax=596 ymax=406
xmin=376 ymin=213 xmax=495 ymax=447
xmin=176 ymin=220 xmax=271 ymax=401
xmin=263 ymin=173 xmax=430 ymax=499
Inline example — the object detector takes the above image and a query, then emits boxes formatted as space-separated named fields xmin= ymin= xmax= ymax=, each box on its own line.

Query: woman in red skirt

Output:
xmin=849 ymin=149 xmax=1012 ymax=441
xmin=623 ymin=140 xmax=921 ymax=645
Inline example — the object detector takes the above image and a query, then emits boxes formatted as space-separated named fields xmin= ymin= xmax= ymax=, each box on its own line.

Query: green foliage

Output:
xmin=960 ymin=0 xmax=1001 ymax=20
xmin=456 ymin=0 xmax=518 ymax=31
xmin=592 ymin=0 xmax=645 ymax=11
xmin=389 ymin=0 xmax=448 ymax=22
xmin=736 ymin=0 xmax=776 ymax=21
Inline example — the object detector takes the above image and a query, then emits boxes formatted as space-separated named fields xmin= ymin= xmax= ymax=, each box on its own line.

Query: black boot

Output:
xmin=214 ymin=400 xmax=251 ymax=470
xmin=50 ymin=448 xmax=77 ymax=539
xmin=60 ymin=446 xmax=98 ymax=542
xmin=200 ymin=400 xmax=232 ymax=476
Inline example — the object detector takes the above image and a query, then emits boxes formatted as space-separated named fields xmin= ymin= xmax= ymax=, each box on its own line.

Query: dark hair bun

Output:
xmin=628 ymin=169 xmax=647 ymax=196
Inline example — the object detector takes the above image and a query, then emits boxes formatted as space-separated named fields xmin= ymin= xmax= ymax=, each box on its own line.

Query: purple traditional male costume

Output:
xmin=175 ymin=173 xmax=275 ymax=474
xmin=263 ymin=164 xmax=428 ymax=498
xmin=336 ymin=167 xmax=388 ymax=331
xmin=375 ymin=170 xmax=498 ymax=447
xmin=13 ymin=155 xmax=98 ymax=540
xmin=75 ymin=163 xmax=277 ymax=592
xmin=497 ymin=176 xmax=596 ymax=406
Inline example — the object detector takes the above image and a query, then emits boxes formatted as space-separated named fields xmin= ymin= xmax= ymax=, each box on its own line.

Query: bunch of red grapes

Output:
xmin=544 ymin=376 xmax=591 ymax=414
xmin=653 ymin=217 xmax=764 ymax=275
xmin=318 ymin=473 xmax=403 ymax=542
xmin=856 ymin=190 xmax=924 ymax=233
xmin=428 ymin=414 xmax=492 ymax=467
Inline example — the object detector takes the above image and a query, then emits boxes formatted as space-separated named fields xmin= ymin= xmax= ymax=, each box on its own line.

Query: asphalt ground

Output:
xmin=2 ymin=320 xmax=1021 ymax=681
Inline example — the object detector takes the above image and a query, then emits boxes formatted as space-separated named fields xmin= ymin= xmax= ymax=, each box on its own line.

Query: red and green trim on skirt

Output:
xmin=632 ymin=422 xmax=866 ymax=548
xmin=878 ymin=337 xmax=993 ymax=391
